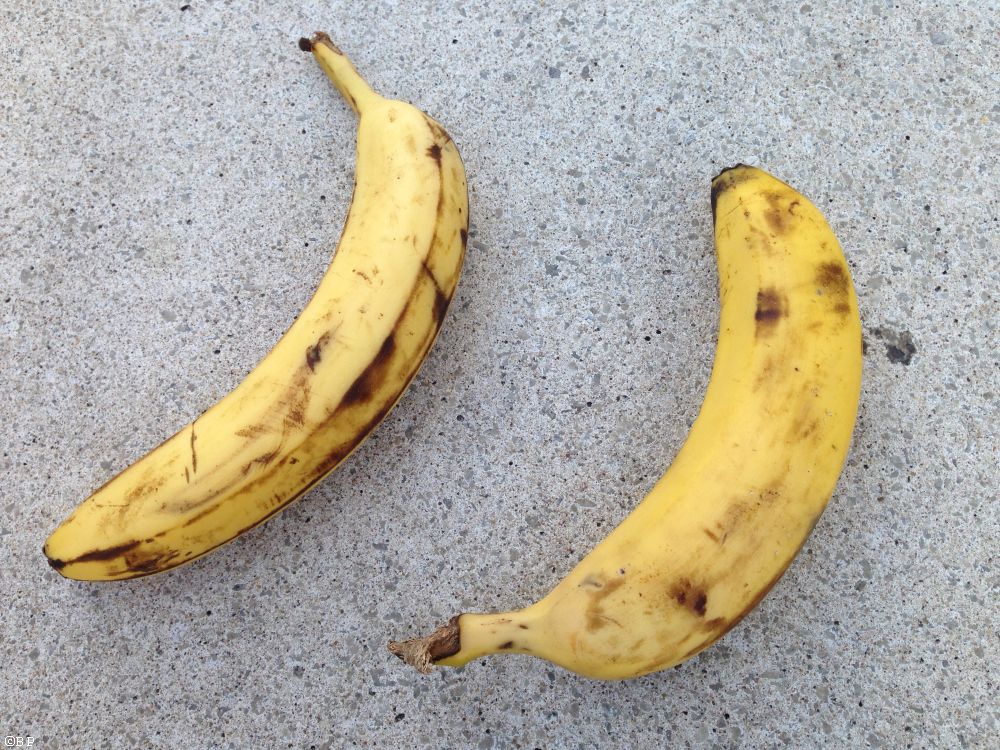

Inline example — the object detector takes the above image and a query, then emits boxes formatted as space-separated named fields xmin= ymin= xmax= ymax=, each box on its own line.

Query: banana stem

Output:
xmin=388 ymin=616 xmax=462 ymax=674
xmin=389 ymin=609 xmax=542 ymax=674
xmin=300 ymin=32 xmax=380 ymax=115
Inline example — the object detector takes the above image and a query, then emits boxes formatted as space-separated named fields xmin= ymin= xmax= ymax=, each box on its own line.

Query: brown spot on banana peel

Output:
xmin=763 ymin=190 xmax=795 ymax=234
xmin=816 ymin=261 xmax=848 ymax=295
xmin=754 ymin=288 xmax=787 ymax=336
xmin=235 ymin=423 xmax=268 ymax=439
xmin=122 ymin=547 xmax=182 ymax=575
xmin=47 ymin=538 xmax=143 ymax=571
xmin=815 ymin=262 xmax=851 ymax=317
xmin=124 ymin=476 xmax=166 ymax=504
xmin=671 ymin=579 xmax=708 ymax=616
xmin=305 ymin=331 xmax=331 ymax=371
xmin=427 ymin=143 xmax=442 ymax=165
xmin=189 ymin=422 xmax=198 ymax=474
xmin=423 ymin=117 xmax=450 ymax=145
xmin=679 ymin=566 xmax=789 ymax=662
xmin=340 ymin=334 xmax=396 ymax=406
xmin=420 ymin=261 xmax=451 ymax=326
xmin=585 ymin=577 xmax=626 ymax=632
xmin=703 ymin=617 xmax=726 ymax=632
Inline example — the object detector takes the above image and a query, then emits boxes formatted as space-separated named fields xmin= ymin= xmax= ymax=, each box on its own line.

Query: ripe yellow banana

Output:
xmin=389 ymin=165 xmax=861 ymax=679
xmin=44 ymin=33 xmax=468 ymax=581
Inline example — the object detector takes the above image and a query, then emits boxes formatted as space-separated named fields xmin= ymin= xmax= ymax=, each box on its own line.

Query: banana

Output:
xmin=389 ymin=165 xmax=861 ymax=679
xmin=44 ymin=33 xmax=468 ymax=581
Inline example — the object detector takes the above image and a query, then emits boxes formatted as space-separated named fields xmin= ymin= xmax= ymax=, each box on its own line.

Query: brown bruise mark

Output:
xmin=255 ymin=450 xmax=279 ymax=465
xmin=754 ymin=353 xmax=779 ymax=390
xmin=815 ymin=262 xmax=851 ymax=317
xmin=671 ymin=579 xmax=708 ymax=617
xmin=759 ymin=479 xmax=784 ymax=506
xmin=423 ymin=117 xmax=450 ymax=145
xmin=236 ymin=423 xmax=267 ymax=439
xmin=800 ymin=418 xmax=821 ymax=440
xmin=286 ymin=398 xmax=307 ymax=428
xmin=427 ymin=143 xmax=442 ymax=165
xmin=764 ymin=191 xmax=786 ymax=234
xmin=278 ymin=368 xmax=312 ymax=430
xmin=680 ymin=566 xmax=791 ymax=661
xmin=189 ymin=422 xmax=198 ymax=474
xmin=56 ymin=539 xmax=143 ymax=568
xmin=704 ymin=617 xmax=727 ymax=632
xmin=352 ymin=268 xmax=372 ymax=283
xmin=460 ymin=228 xmax=468 ymax=249
xmin=584 ymin=577 xmax=625 ymax=632
xmin=421 ymin=259 xmax=445 ymax=295
xmin=703 ymin=527 xmax=720 ymax=543
xmin=518 ymin=624 xmax=529 ymax=630
xmin=816 ymin=261 xmax=848 ymax=296
xmin=242 ymin=449 xmax=280 ymax=475
xmin=122 ymin=547 xmax=182 ymax=575
xmin=498 ymin=641 xmax=514 ymax=650
xmin=693 ymin=592 xmax=708 ymax=616
xmin=754 ymin=288 xmax=787 ymax=336
xmin=763 ymin=190 xmax=798 ymax=235
xmin=748 ymin=225 xmax=775 ymax=255
xmin=433 ymin=286 xmax=450 ymax=326
xmin=124 ymin=475 xmax=166 ymax=504
xmin=305 ymin=331 xmax=332 ymax=371
xmin=340 ymin=334 xmax=396 ymax=407
xmin=181 ymin=504 xmax=219 ymax=528
xmin=184 ymin=466 xmax=190 ymax=484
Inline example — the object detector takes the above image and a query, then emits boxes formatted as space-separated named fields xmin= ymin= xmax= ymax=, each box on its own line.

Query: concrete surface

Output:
xmin=2 ymin=1 xmax=997 ymax=747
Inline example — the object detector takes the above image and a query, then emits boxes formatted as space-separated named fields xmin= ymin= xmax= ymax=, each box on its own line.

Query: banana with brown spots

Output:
xmin=44 ymin=33 xmax=468 ymax=580
xmin=389 ymin=166 xmax=861 ymax=679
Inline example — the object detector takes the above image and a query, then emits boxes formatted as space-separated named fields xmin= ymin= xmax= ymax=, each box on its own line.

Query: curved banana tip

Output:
xmin=711 ymin=163 xmax=752 ymax=182
xmin=42 ymin=543 xmax=68 ymax=574
xmin=710 ymin=163 xmax=777 ymax=221
xmin=298 ymin=31 xmax=379 ymax=115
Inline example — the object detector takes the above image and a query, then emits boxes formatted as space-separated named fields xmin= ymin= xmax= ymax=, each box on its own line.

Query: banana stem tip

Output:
xmin=298 ymin=32 xmax=341 ymax=54
xmin=388 ymin=616 xmax=462 ymax=674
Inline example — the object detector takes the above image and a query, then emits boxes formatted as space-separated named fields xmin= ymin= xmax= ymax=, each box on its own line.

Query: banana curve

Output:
xmin=389 ymin=165 xmax=861 ymax=679
xmin=43 ymin=35 xmax=468 ymax=580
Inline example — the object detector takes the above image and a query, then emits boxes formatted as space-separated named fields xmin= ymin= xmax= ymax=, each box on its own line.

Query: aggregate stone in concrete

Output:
xmin=1 ymin=1 xmax=997 ymax=748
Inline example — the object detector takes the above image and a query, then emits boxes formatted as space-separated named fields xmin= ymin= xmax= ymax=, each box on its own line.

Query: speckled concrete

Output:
xmin=2 ymin=1 xmax=997 ymax=748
